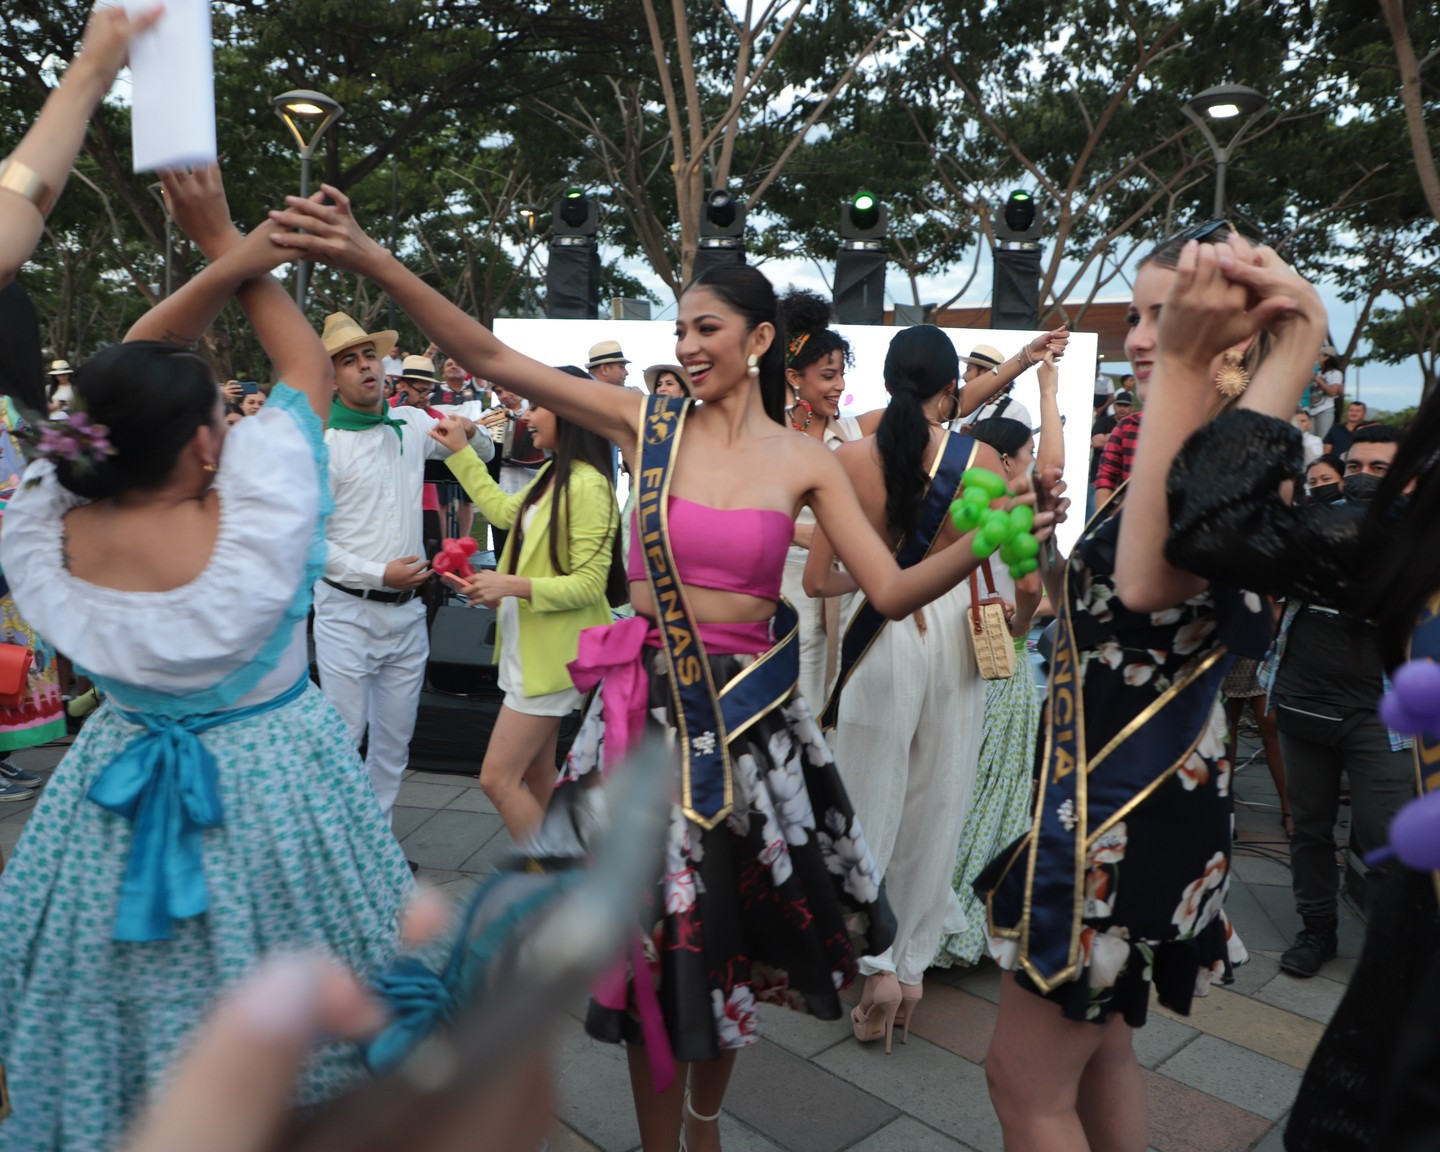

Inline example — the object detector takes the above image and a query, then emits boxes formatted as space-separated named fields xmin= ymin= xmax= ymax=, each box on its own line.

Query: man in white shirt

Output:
xmin=312 ymin=312 xmax=495 ymax=821
xmin=960 ymin=343 xmax=1035 ymax=428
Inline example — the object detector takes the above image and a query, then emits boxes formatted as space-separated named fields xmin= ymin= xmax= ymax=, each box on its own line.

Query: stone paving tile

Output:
xmin=1249 ymin=1114 xmax=1288 ymax=1151
xmin=395 ymin=780 xmax=466 ymax=810
xmin=1150 ymin=986 xmax=1324 ymax=1070
xmin=446 ymin=787 xmax=499 ymax=814
xmin=713 ymin=1115 xmax=786 ymax=1151
xmin=412 ymin=866 xmax=468 ymax=889
xmin=1249 ymin=880 xmax=1366 ymax=959
xmin=907 ymin=983 xmax=996 ymax=1065
xmin=402 ymin=809 xmax=503 ymax=870
xmin=548 ymin=1122 xmax=602 ymax=1152
xmin=1133 ymin=1013 xmax=1200 ymax=1070
xmin=409 ymin=770 xmax=484 ymax=788
xmin=954 ymin=963 xmax=1003 ymax=1005
xmin=1325 ymin=955 xmax=1358 ymax=982
xmin=391 ymin=804 xmax=436 ymax=841
xmin=1230 ymin=851 xmax=1295 ymax=888
xmin=728 ymin=1037 xmax=896 ymax=1152
xmin=1226 ymin=953 xmax=1282 ymax=997
xmin=550 ymin=1014 xmax=640 ymax=1152
xmin=1253 ymin=972 xmax=1347 ymax=1024
xmin=848 ymin=1116 xmax=980 ymax=1151
xmin=1221 ymin=881 xmax=1291 ymax=953
xmin=1142 ymin=1068 xmax=1274 ymax=1152
xmin=461 ymin=826 xmax=517 ymax=875
xmin=815 ymin=1034 xmax=1002 ymax=1152
xmin=1156 ymin=1034 xmax=1303 ymax=1121
xmin=754 ymin=1001 xmax=853 ymax=1060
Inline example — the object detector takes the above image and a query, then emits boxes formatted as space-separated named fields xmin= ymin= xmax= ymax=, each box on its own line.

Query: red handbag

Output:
xmin=0 ymin=644 xmax=33 ymax=708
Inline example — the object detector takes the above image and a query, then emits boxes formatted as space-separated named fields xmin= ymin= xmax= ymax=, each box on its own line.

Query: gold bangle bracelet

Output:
xmin=0 ymin=159 xmax=57 ymax=219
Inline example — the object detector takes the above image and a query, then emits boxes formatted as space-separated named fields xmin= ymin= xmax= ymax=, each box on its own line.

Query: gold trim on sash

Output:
xmin=720 ymin=597 xmax=801 ymax=745
xmin=818 ymin=432 xmax=977 ymax=729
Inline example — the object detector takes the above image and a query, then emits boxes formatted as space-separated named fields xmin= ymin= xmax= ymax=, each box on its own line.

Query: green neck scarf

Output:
xmin=328 ymin=397 xmax=406 ymax=450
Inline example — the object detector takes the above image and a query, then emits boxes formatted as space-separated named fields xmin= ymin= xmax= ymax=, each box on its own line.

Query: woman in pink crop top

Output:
xmin=278 ymin=198 xmax=1062 ymax=1152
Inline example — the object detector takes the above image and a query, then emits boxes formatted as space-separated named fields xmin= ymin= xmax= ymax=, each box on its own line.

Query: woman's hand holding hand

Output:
xmin=428 ymin=418 xmax=470 ymax=454
xmin=269 ymin=185 xmax=388 ymax=278
xmin=160 ymin=165 xmax=239 ymax=260
xmin=1156 ymin=237 xmax=1285 ymax=373
xmin=1216 ymin=242 xmax=1327 ymax=351
xmin=1029 ymin=326 xmax=1069 ymax=363
xmin=1036 ymin=351 xmax=1059 ymax=394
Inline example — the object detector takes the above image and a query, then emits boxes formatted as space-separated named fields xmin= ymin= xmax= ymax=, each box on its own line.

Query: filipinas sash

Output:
xmin=632 ymin=394 xmax=799 ymax=829
xmin=986 ymin=499 xmax=1234 ymax=992
xmin=818 ymin=429 xmax=976 ymax=730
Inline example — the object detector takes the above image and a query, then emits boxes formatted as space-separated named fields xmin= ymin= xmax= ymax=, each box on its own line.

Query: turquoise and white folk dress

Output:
xmin=0 ymin=387 xmax=414 ymax=1152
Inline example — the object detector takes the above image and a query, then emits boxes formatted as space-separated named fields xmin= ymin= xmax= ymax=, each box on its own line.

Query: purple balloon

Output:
xmin=1389 ymin=789 xmax=1440 ymax=872
xmin=1380 ymin=690 xmax=1429 ymax=736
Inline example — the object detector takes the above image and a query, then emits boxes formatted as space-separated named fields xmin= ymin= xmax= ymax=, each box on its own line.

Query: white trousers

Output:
xmin=780 ymin=552 xmax=835 ymax=710
xmin=830 ymin=583 xmax=985 ymax=985
xmin=312 ymin=581 xmax=429 ymax=818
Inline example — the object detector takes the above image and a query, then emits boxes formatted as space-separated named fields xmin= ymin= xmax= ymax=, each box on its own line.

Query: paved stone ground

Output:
xmin=0 ymin=724 xmax=1360 ymax=1152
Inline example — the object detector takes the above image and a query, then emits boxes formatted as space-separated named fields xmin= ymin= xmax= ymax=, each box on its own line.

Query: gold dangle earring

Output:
xmin=1216 ymin=348 xmax=1250 ymax=398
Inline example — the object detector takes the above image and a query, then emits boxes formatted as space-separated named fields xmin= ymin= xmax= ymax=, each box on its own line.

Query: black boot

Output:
xmin=1281 ymin=919 xmax=1338 ymax=977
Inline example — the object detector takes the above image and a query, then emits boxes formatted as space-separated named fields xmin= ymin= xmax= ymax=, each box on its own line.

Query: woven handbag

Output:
xmin=968 ymin=561 xmax=1015 ymax=681
xmin=0 ymin=644 xmax=32 ymax=708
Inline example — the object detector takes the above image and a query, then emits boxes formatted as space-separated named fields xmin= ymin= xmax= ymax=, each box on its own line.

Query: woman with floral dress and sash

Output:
xmin=0 ymin=167 xmax=415 ymax=1151
xmin=270 ymin=187 xmax=1058 ymax=1152
xmin=975 ymin=224 xmax=1327 ymax=1151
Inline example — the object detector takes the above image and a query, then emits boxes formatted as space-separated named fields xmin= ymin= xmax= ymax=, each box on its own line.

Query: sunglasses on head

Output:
xmin=1173 ymin=219 xmax=1233 ymax=244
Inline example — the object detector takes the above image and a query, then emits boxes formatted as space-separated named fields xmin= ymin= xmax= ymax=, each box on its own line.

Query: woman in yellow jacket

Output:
xmin=429 ymin=394 xmax=619 ymax=839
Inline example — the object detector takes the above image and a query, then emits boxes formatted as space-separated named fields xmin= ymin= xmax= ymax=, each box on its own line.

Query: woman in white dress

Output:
xmin=0 ymin=167 xmax=413 ymax=1151
xmin=776 ymin=289 xmax=862 ymax=707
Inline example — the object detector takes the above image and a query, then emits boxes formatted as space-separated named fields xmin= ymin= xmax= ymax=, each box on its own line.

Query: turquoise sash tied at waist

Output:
xmin=88 ymin=673 xmax=310 ymax=943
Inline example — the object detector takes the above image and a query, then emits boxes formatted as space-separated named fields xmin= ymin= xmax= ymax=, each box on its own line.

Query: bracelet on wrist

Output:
xmin=0 ymin=158 xmax=57 ymax=219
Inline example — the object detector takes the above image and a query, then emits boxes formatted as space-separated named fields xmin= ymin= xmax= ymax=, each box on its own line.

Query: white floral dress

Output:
xmin=976 ymin=505 xmax=1267 ymax=1025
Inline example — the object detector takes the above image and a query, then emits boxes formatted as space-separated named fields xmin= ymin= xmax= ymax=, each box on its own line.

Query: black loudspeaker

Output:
xmin=426 ymin=602 xmax=498 ymax=694
xmin=833 ymin=247 xmax=887 ymax=325
xmin=991 ymin=246 xmax=1042 ymax=330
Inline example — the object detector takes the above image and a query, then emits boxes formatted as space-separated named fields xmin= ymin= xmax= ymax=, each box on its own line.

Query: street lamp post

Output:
xmin=146 ymin=181 xmax=173 ymax=298
xmin=272 ymin=89 xmax=345 ymax=308
xmin=1182 ymin=84 xmax=1270 ymax=217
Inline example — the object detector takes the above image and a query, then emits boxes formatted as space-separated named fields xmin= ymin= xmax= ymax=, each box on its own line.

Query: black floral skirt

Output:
xmin=566 ymin=649 xmax=895 ymax=1061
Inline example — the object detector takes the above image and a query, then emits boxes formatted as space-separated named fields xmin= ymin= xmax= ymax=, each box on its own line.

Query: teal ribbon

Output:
xmin=89 ymin=674 xmax=309 ymax=943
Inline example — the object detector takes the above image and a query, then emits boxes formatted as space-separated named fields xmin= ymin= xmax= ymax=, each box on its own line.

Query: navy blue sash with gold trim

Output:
xmin=1411 ymin=593 xmax=1440 ymax=798
xmin=819 ymin=429 xmax=975 ymax=731
xmin=991 ymin=507 xmax=1235 ymax=992
xmin=634 ymin=394 xmax=799 ymax=830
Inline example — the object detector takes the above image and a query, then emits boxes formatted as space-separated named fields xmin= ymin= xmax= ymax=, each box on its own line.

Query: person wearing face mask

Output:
xmin=1249 ymin=423 xmax=1413 ymax=978
xmin=1304 ymin=455 xmax=1344 ymax=505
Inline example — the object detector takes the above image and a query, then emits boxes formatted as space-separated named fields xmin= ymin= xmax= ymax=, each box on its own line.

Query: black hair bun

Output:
xmin=778 ymin=288 xmax=833 ymax=337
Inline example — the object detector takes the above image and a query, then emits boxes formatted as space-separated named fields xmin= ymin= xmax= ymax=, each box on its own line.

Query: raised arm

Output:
xmin=0 ymin=4 xmax=163 ymax=286
xmin=1114 ymin=236 xmax=1299 ymax=613
xmin=804 ymin=438 xmax=1049 ymax=619
xmin=957 ymin=327 xmax=1068 ymax=417
xmin=136 ymin=166 xmax=331 ymax=418
xmin=1034 ymin=353 xmax=1064 ymax=478
xmin=267 ymin=187 xmax=641 ymax=448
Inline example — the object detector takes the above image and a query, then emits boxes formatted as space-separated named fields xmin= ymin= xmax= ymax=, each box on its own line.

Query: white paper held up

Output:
xmin=123 ymin=0 xmax=216 ymax=172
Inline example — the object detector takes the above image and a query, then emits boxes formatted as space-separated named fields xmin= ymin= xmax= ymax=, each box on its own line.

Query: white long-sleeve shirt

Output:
xmin=322 ymin=406 xmax=493 ymax=589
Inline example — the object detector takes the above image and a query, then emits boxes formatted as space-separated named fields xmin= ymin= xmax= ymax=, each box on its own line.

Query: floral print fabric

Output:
xmin=571 ymin=648 xmax=895 ymax=1061
xmin=977 ymin=506 xmax=1267 ymax=1026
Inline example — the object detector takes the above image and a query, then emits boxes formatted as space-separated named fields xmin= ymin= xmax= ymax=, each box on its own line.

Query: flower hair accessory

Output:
xmin=785 ymin=330 xmax=812 ymax=366
xmin=30 ymin=412 xmax=115 ymax=469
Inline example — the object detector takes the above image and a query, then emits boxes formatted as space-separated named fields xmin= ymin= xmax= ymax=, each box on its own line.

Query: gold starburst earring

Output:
xmin=1215 ymin=348 xmax=1250 ymax=398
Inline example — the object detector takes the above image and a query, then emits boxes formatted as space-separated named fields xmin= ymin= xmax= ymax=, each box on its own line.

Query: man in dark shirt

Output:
xmin=1266 ymin=424 xmax=1413 ymax=978
xmin=1323 ymin=400 xmax=1368 ymax=461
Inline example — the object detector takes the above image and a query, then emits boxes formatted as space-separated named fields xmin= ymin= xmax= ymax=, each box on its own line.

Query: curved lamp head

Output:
xmin=272 ymin=89 xmax=345 ymax=158
xmin=1184 ymin=84 xmax=1268 ymax=123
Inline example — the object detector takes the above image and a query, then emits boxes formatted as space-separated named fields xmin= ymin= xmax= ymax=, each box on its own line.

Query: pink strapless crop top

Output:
xmin=627 ymin=495 xmax=791 ymax=601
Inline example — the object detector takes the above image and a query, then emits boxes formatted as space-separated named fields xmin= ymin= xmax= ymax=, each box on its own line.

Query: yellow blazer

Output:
xmin=445 ymin=447 xmax=617 ymax=697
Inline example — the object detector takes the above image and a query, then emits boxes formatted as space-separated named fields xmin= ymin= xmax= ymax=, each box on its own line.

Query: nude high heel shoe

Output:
xmin=851 ymin=971 xmax=902 ymax=1054
xmin=894 ymin=981 xmax=923 ymax=1045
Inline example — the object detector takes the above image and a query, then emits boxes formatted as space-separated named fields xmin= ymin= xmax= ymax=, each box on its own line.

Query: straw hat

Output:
xmin=398 ymin=355 xmax=437 ymax=383
xmin=320 ymin=312 xmax=397 ymax=361
xmin=585 ymin=340 xmax=630 ymax=369
xmin=960 ymin=344 xmax=1005 ymax=371
xmin=48 ymin=359 xmax=73 ymax=376
xmin=643 ymin=364 xmax=689 ymax=392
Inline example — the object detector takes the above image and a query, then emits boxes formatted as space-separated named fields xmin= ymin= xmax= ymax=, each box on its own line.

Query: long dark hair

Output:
xmin=55 ymin=341 xmax=217 ymax=500
xmin=779 ymin=288 xmax=853 ymax=373
xmin=0 ymin=282 xmax=52 ymax=418
xmin=1366 ymin=391 xmax=1440 ymax=666
xmin=508 ymin=365 xmax=625 ymax=605
xmin=877 ymin=325 xmax=958 ymax=540
xmin=683 ymin=263 xmax=785 ymax=424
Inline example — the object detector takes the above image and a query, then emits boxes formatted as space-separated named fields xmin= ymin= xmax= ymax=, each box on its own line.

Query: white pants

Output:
xmin=780 ymin=551 xmax=837 ymax=710
xmin=829 ymin=584 xmax=985 ymax=985
xmin=312 ymin=581 xmax=429 ymax=818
